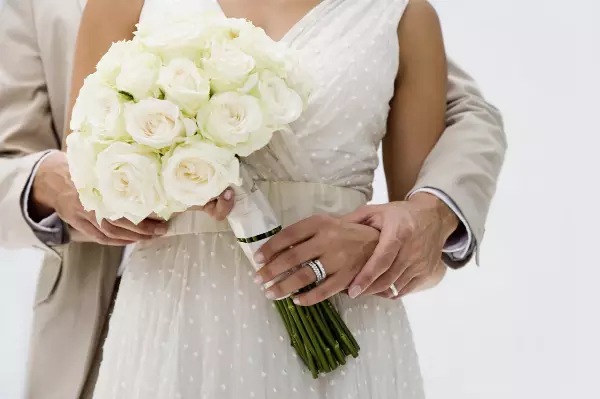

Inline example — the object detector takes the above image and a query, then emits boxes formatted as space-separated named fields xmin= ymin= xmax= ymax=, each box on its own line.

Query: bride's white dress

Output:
xmin=94 ymin=0 xmax=425 ymax=398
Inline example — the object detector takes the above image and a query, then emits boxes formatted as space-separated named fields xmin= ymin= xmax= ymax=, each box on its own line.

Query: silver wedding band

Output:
xmin=306 ymin=259 xmax=327 ymax=283
xmin=390 ymin=283 xmax=399 ymax=297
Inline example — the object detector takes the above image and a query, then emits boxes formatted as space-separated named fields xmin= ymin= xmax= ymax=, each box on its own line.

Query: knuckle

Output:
xmin=298 ymin=269 xmax=315 ymax=285
xmin=101 ymin=224 xmax=119 ymax=239
xmin=283 ymin=250 xmax=301 ymax=267
xmin=259 ymin=266 xmax=275 ymax=281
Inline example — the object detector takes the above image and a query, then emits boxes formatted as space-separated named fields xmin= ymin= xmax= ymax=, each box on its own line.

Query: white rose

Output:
xmin=136 ymin=13 xmax=227 ymax=61
xmin=284 ymin=56 xmax=314 ymax=106
xmin=70 ymin=74 xmax=129 ymax=142
xmin=233 ymin=26 xmax=289 ymax=73
xmin=125 ymin=99 xmax=186 ymax=149
xmin=202 ymin=40 xmax=256 ymax=92
xmin=65 ymin=131 xmax=108 ymax=216
xmin=95 ymin=142 xmax=165 ymax=224
xmin=96 ymin=40 xmax=142 ymax=85
xmin=157 ymin=58 xmax=210 ymax=116
xmin=115 ymin=50 xmax=161 ymax=100
xmin=256 ymin=70 xmax=303 ymax=126
xmin=66 ymin=131 xmax=101 ymax=189
xmin=197 ymin=92 xmax=273 ymax=156
xmin=162 ymin=137 xmax=241 ymax=207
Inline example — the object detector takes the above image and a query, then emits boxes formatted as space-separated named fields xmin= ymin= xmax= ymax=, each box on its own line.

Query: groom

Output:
xmin=0 ymin=0 xmax=505 ymax=398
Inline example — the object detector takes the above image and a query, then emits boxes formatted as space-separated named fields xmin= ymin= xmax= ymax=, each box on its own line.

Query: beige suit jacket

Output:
xmin=0 ymin=0 xmax=506 ymax=398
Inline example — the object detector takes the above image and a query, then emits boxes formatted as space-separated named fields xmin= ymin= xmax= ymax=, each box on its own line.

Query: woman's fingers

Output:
xmin=346 ymin=228 xmax=402 ymax=298
xmin=293 ymin=272 xmax=349 ymax=306
xmin=263 ymin=264 xmax=317 ymax=300
xmin=254 ymin=238 xmax=323 ymax=285
xmin=255 ymin=215 xmax=327 ymax=264
xmin=189 ymin=188 xmax=235 ymax=220
xmin=211 ymin=188 xmax=234 ymax=220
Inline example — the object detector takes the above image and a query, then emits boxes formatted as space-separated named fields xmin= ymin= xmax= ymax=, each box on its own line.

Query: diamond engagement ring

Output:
xmin=390 ymin=283 xmax=399 ymax=297
xmin=306 ymin=259 xmax=327 ymax=283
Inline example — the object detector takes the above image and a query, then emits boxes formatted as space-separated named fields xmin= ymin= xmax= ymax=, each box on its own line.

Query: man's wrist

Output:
xmin=30 ymin=151 xmax=67 ymax=221
xmin=408 ymin=191 xmax=459 ymax=240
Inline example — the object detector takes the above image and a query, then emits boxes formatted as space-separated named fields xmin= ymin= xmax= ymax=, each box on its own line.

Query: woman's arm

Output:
xmin=383 ymin=0 xmax=447 ymax=201
xmin=65 ymin=0 xmax=144 ymax=139
xmin=382 ymin=0 xmax=449 ymax=291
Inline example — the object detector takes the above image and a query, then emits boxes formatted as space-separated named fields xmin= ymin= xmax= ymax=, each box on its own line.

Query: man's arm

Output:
xmin=0 ymin=0 xmax=62 ymax=249
xmin=409 ymin=58 xmax=507 ymax=266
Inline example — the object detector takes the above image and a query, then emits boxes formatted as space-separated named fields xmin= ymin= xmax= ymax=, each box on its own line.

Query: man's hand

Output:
xmin=342 ymin=192 xmax=458 ymax=298
xmin=31 ymin=152 xmax=168 ymax=245
xmin=253 ymin=214 xmax=380 ymax=306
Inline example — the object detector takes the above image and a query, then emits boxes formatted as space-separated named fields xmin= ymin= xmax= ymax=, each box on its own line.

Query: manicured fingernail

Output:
xmin=154 ymin=225 xmax=168 ymax=235
xmin=348 ymin=285 xmax=362 ymax=299
xmin=293 ymin=297 xmax=301 ymax=305
xmin=265 ymin=291 xmax=276 ymax=300
xmin=253 ymin=275 xmax=263 ymax=284
xmin=224 ymin=189 xmax=232 ymax=201
xmin=254 ymin=252 xmax=265 ymax=264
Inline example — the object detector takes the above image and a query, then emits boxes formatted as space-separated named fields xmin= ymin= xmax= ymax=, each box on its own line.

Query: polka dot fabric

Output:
xmin=93 ymin=1 xmax=424 ymax=398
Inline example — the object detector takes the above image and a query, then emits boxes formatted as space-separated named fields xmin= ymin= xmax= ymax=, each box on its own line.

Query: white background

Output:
xmin=1 ymin=0 xmax=598 ymax=398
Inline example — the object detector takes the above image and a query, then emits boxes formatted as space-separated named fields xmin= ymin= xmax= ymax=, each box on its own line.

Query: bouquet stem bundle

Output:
xmin=274 ymin=295 xmax=360 ymax=378
xmin=227 ymin=172 xmax=360 ymax=378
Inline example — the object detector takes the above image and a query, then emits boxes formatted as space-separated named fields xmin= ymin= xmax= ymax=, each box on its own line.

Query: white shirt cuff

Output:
xmin=22 ymin=150 xmax=64 ymax=236
xmin=408 ymin=187 xmax=473 ymax=260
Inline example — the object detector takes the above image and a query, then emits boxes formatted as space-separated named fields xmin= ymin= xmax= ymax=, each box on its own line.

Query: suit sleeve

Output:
xmin=409 ymin=58 xmax=507 ymax=264
xmin=0 ymin=0 xmax=62 ymax=250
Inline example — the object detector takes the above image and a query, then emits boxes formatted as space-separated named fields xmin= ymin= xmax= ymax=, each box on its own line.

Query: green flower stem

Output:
xmin=326 ymin=301 xmax=360 ymax=351
xmin=302 ymin=306 xmax=335 ymax=372
xmin=322 ymin=301 xmax=359 ymax=358
xmin=286 ymin=300 xmax=320 ymax=362
xmin=305 ymin=307 xmax=338 ymax=370
xmin=310 ymin=306 xmax=346 ymax=365
xmin=308 ymin=306 xmax=336 ymax=347
xmin=305 ymin=343 xmax=318 ymax=379
xmin=275 ymin=301 xmax=309 ymax=367
xmin=295 ymin=304 xmax=329 ymax=372
xmin=293 ymin=341 xmax=309 ymax=368
xmin=280 ymin=301 xmax=309 ymax=366
xmin=275 ymin=301 xmax=293 ymax=344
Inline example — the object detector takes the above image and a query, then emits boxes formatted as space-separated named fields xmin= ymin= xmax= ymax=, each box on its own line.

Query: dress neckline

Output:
xmin=214 ymin=0 xmax=332 ymax=43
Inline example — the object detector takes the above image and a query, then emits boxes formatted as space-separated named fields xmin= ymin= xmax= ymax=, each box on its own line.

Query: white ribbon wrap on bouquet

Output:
xmin=227 ymin=165 xmax=282 ymax=272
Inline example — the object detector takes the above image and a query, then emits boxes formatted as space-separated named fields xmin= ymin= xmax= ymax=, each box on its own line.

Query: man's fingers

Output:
xmin=255 ymin=239 xmax=322 ymax=284
xmin=360 ymin=266 xmax=402 ymax=296
xmin=396 ymin=276 xmax=425 ymax=299
xmin=101 ymin=220 xmax=153 ymax=242
xmin=392 ymin=266 xmax=420 ymax=296
xmin=255 ymin=215 xmax=325 ymax=264
xmin=75 ymin=219 xmax=133 ymax=246
xmin=211 ymin=188 xmax=234 ymax=221
xmin=346 ymin=230 xmax=402 ymax=298
xmin=292 ymin=273 xmax=348 ymax=306
xmin=109 ymin=217 xmax=167 ymax=236
xmin=340 ymin=205 xmax=377 ymax=224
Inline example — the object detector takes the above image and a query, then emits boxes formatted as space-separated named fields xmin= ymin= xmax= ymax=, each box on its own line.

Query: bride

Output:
xmin=69 ymin=0 xmax=449 ymax=397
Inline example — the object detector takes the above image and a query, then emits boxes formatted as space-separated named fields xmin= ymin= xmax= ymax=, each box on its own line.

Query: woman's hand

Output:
xmin=253 ymin=214 xmax=379 ymax=306
xmin=189 ymin=188 xmax=235 ymax=221
xmin=148 ymin=188 xmax=235 ymax=222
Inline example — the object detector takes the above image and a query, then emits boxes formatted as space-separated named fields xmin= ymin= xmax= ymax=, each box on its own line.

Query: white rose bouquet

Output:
xmin=67 ymin=12 xmax=359 ymax=378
